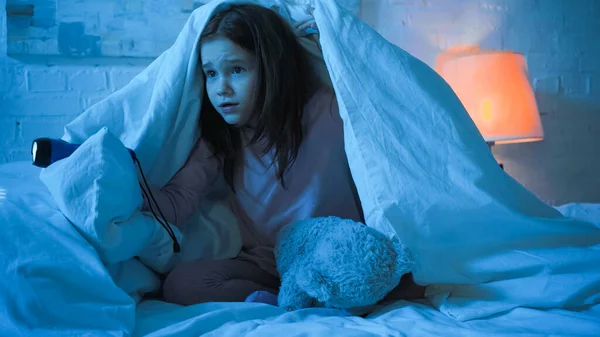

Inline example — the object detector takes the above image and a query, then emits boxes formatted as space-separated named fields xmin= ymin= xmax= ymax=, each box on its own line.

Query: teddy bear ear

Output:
xmin=391 ymin=236 xmax=414 ymax=278
xmin=296 ymin=267 xmax=332 ymax=303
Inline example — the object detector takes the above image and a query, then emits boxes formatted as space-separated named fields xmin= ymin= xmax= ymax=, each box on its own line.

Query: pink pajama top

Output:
xmin=143 ymin=89 xmax=363 ymax=276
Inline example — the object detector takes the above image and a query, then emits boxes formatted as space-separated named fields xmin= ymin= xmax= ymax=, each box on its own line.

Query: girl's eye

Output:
xmin=206 ymin=70 xmax=216 ymax=78
xmin=233 ymin=67 xmax=244 ymax=74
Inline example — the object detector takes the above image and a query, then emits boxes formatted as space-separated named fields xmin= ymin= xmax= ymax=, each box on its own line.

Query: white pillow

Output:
xmin=40 ymin=127 xmax=182 ymax=272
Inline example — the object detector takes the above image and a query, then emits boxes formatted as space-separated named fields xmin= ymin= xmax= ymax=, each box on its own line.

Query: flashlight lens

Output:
xmin=32 ymin=142 xmax=37 ymax=162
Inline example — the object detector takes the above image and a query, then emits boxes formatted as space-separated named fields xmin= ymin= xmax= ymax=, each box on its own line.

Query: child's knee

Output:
xmin=162 ymin=259 xmax=224 ymax=305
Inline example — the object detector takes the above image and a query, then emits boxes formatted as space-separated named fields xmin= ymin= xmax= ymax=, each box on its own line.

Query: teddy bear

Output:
xmin=273 ymin=216 xmax=414 ymax=311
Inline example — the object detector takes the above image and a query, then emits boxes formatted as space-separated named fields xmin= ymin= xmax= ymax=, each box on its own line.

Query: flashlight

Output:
xmin=32 ymin=138 xmax=81 ymax=168
xmin=31 ymin=138 xmax=136 ymax=168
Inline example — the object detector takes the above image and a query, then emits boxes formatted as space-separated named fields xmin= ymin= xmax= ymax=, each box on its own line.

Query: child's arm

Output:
xmin=141 ymin=140 xmax=220 ymax=229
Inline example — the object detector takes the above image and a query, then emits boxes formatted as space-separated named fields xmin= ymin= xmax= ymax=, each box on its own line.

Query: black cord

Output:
xmin=138 ymin=180 xmax=180 ymax=253
xmin=132 ymin=154 xmax=180 ymax=253
xmin=137 ymin=164 xmax=180 ymax=253
xmin=135 ymin=161 xmax=176 ymax=242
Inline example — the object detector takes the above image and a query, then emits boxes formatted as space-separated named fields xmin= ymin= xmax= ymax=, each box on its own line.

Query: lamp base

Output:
xmin=487 ymin=142 xmax=504 ymax=170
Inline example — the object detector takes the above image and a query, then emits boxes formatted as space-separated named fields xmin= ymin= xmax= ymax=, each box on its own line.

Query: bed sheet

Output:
xmin=133 ymin=299 xmax=600 ymax=336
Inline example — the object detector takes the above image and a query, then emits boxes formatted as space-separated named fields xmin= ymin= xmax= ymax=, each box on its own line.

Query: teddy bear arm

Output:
xmin=278 ymin=271 xmax=314 ymax=311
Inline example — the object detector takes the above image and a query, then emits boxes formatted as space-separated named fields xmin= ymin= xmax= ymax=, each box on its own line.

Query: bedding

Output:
xmin=1 ymin=0 xmax=599 ymax=336
xmin=133 ymin=299 xmax=600 ymax=337
xmin=1 ymin=160 xmax=598 ymax=336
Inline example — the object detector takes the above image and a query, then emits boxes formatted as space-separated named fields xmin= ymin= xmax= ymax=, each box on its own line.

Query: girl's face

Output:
xmin=201 ymin=37 xmax=258 ymax=127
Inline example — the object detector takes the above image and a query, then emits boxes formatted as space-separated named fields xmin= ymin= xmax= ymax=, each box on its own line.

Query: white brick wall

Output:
xmin=362 ymin=0 xmax=600 ymax=204
xmin=0 ymin=59 xmax=148 ymax=161
xmin=1 ymin=0 xmax=598 ymax=204
xmin=1 ymin=1 xmax=150 ymax=162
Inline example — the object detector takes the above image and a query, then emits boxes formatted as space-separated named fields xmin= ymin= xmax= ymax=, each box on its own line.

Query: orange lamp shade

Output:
xmin=436 ymin=50 xmax=544 ymax=144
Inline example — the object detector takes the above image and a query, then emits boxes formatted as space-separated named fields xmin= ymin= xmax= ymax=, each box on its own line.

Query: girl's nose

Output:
xmin=217 ymin=78 xmax=233 ymax=96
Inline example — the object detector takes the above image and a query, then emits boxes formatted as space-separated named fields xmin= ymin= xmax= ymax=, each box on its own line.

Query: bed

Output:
xmin=1 ymin=160 xmax=599 ymax=336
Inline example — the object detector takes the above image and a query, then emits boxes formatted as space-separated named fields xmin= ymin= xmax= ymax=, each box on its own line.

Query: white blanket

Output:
xmin=2 ymin=161 xmax=599 ymax=336
xmin=133 ymin=299 xmax=600 ymax=337
xmin=22 ymin=0 xmax=600 ymax=330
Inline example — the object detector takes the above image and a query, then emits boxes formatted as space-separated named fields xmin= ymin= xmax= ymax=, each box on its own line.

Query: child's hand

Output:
xmin=295 ymin=18 xmax=318 ymax=36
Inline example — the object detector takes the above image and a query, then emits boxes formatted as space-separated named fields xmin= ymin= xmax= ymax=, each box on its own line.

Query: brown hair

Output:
xmin=199 ymin=4 xmax=317 ymax=190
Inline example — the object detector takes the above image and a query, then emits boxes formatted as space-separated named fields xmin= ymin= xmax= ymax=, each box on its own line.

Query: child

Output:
xmin=144 ymin=3 xmax=420 ymax=306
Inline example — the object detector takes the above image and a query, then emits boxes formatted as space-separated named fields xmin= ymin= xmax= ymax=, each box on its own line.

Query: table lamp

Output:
xmin=435 ymin=47 xmax=544 ymax=168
